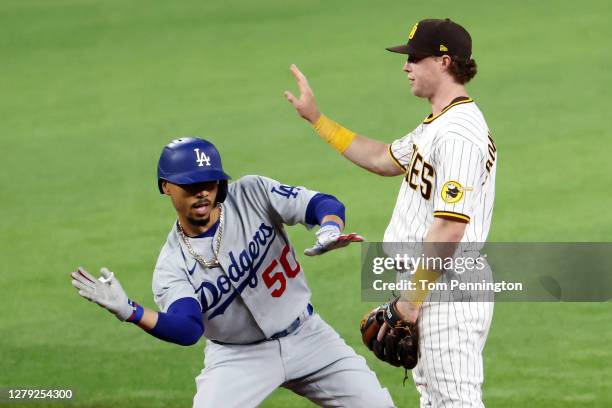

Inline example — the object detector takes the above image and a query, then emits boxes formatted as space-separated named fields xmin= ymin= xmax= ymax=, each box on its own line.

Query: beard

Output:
xmin=187 ymin=215 xmax=211 ymax=226
xmin=186 ymin=198 xmax=215 ymax=227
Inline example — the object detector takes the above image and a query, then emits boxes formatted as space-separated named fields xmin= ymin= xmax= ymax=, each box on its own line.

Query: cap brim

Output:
xmin=158 ymin=170 xmax=231 ymax=193
xmin=386 ymin=44 xmax=410 ymax=54
xmin=160 ymin=169 xmax=230 ymax=185
xmin=178 ymin=170 xmax=231 ymax=184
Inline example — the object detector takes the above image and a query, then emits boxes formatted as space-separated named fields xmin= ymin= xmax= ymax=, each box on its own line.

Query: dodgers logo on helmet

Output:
xmin=157 ymin=137 xmax=231 ymax=200
xmin=194 ymin=148 xmax=212 ymax=167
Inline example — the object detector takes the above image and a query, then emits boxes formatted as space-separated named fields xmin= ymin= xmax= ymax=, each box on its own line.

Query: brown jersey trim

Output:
xmin=423 ymin=96 xmax=474 ymax=124
xmin=433 ymin=210 xmax=470 ymax=223
xmin=388 ymin=145 xmax=407 ymax=172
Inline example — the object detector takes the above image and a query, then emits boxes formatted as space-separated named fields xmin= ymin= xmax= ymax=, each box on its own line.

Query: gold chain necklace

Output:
xmin=177 ymin=204 xmax=224 ymax=268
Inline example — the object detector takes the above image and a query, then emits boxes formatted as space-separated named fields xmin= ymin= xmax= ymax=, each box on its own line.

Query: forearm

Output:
xmin=401 ymin=218 xmax=467 ymax=304
xmin=342 ymin=135 xmax=399 ymax=176
xmin=311 ymin=115 xmax=402 ymax=177
xmin=424 ymin=217 xmax=466 ymax=250
xmin=132 ymin=298 xmax=204 ymax=346
xmin=149 ymin=311 xmax=203 ymax=346
xmin=422 ymin=218 xmax=467 ymax=268
xmin=135 ymin=307 xmax=159 ymax=331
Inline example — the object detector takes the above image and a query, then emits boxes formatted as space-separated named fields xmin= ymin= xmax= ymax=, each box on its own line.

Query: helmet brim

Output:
xmin=158 ymin=170 xmax=231 ymax=193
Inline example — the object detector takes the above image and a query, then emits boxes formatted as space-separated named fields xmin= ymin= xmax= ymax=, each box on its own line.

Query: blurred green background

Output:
xmin=1 ymin=0 xmax=610 ymax=407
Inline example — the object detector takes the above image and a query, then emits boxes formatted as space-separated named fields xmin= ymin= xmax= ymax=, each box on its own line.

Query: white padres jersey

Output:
xmin=384 ymin=97 xmax=497 ymax=243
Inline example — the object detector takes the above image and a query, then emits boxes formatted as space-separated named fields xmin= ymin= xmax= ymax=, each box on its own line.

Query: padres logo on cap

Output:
xmin=441 ymin=181 xmax=472 ymax=204
xmin=408 ymin=23 xmax=419 ymax=40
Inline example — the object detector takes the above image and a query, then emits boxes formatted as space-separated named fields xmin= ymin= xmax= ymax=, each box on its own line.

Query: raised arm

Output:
xmin=284 ymin=64 xmax=403 ymax=177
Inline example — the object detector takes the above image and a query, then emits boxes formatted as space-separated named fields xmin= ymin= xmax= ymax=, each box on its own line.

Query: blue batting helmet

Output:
xmin=157 ymin=137 xmax=231 ymax=202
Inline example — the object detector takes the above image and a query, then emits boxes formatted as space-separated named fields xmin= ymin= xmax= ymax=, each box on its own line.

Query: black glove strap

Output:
xmin=383 ymin=297 xmax=404 ymax=329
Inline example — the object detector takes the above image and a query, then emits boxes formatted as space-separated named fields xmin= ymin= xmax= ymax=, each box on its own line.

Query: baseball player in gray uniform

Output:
xmin=70 ymin=137 xmax=395 ymax=407
xmin=285 ymin=18 xmax=496 ymax=407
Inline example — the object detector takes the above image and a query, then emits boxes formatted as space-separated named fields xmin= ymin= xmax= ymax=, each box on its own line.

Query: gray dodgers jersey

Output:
xmin=152 ymin=175 xmax=318 ymax=343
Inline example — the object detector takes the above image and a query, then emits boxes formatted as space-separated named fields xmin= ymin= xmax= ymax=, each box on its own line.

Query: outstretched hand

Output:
xmin=304 ymin=224 xmax=364 ymax=256
xmin=70 ymin=267 xmax=134 ymax=321
xmin=284 ymin=64 xmax=321 ymax=124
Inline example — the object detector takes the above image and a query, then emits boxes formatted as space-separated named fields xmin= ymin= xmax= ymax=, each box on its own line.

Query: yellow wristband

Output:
xmin=401 ymin=266 xmax=440 ymax=306
xmin=312 ymin=114 xmax=356 ymax=153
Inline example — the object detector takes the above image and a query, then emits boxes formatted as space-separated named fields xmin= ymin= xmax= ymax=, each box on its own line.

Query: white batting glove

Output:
xmin=304 ymin=223 xmax=365 ymax=256
xmin=71 ymin=267 xmax=135 ymax=321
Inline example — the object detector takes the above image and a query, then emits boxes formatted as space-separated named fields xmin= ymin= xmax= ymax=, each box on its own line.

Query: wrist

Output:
xmin=312 ymin=114 xmax=356 ymax=153
xmin=320 ymin=220 xmax=341 ymax=230
xmin=309 ymin=111 xmax=322 ymax=125
xmin=400 ymin=265 xmax=440 ymax=304
xmin=398 ymin=299 xmax=421 ymax=312
xmin=125 ymin=300 xmax=144 ymax=323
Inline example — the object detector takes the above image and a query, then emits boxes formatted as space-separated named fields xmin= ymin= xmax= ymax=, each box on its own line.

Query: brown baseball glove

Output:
xmin=360 ymin=297 xmax=419 ymax=380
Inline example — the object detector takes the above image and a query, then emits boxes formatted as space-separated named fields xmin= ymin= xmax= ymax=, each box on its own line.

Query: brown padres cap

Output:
xmin=386 ymin=18 xmax=472 ymax=60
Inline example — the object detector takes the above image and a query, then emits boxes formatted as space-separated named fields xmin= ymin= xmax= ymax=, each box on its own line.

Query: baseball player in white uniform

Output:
xmin=285 ymin=18 xmax=496 ymax=407
xmin=70 ymin=137 xmax=395 ymax=407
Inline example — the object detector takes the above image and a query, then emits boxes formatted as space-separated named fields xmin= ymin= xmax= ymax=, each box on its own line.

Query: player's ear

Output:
xmin=162 ymin=181 xmax=171 ymax=195
xmin=440 ymin=55 xmax=452 ymax=70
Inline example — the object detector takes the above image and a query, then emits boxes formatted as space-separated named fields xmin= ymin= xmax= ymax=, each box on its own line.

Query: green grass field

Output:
xmin=1 ymin=0 xmax=611 ymax=407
